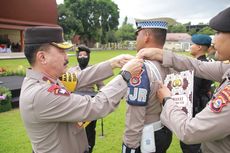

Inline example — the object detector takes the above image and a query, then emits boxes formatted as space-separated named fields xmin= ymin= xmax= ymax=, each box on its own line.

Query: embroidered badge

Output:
xmin=48 ymin=84 xmax=70 ymax=96
xmin=210 ymin=85 xmax=230 ymax=112
xmin=130 ymin=69 xmax=144 ymax=86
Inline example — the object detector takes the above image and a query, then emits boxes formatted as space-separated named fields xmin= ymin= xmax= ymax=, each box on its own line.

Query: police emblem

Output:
xmin=210 ymin=85 xmax=230 ymax=112
xmin=130 ymin=69 xmax=144 ymax=86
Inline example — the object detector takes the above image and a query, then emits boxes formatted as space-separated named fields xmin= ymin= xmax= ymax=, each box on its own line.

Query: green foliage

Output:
xmin=115 ymin=23 xmax=136 ymax=41
xmin=197 ymin=26 xmax=215 ymax=35
xmin=58 ymin=0 xmax=119 ymax=45
xmin=168 ymin=23 xmax=187 ymax=33
xmin=0 ymin=65 xmax=26 ymax=77
xmin=0 ymin=86 xmax=12 ymax=112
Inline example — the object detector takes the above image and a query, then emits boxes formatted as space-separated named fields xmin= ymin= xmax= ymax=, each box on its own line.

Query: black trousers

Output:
xmin=180 ymin=141 xmax=202 ymax=153
xmin=154 ymin=126 xmax=173 ymax=153
xmin=86 ymin=120 xmax=97 ymax=153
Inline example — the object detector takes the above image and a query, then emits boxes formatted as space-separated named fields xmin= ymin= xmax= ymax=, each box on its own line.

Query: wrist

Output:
xmin=119 ymin=70 xmax=131 ymax=83
xmin=162 ymin=97 xmax=172 ymax=106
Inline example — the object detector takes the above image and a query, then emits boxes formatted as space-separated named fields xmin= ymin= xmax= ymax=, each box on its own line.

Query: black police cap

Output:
xmin=209 ymin=7 xmax=230 ymax=32
xmin=24 ymin=26 xmax=72 ymax=49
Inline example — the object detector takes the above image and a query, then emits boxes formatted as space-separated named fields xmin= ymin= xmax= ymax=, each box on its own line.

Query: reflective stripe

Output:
xmin=122 ymin=144 xmax=138 ymax=153
xmin=144 ymin=60 xmax=162 ymax=81
xmin=122 ymin=144 xmax=126 ymax=153
xmin=131 ymin=149 xmax=136 ymax=153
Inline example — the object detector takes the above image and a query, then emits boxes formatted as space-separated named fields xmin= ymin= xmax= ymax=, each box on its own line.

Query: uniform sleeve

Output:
xmin=123 ymin=105 xmax=146 ymax=148
xmin=162 ymin=51 xmax=230 ymax=82
xmin=33 ymin=75 xmax=127 ymax=122
xmin=76 ymin=61 xmax=113 ymax=89
xmin=96 ymin=80 xmax=105 ymax=91
xmin=160 ymin=99 xmax=230 ymax=144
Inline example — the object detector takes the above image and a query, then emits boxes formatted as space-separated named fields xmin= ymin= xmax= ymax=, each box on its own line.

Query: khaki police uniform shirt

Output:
xmin=20 ymin=61 xmax=128 ymax=153
xmin=160 ymin=51 xmax=230 ymax=153
xmin=123 ymin=61 xmax=174 ymax=148
xmin=68 ymin=65 xmax=104 ymax=92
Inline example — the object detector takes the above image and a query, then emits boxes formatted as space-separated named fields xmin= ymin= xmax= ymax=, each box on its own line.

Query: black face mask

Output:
xmin=77 ymin=57 xmax=89 ymax=70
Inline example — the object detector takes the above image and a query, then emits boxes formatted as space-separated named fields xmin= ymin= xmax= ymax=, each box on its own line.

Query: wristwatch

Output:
xmin=119 ymin=70 xmax=131 ymax=83
xmin=162 ymin=97 xmax=172 ymax=106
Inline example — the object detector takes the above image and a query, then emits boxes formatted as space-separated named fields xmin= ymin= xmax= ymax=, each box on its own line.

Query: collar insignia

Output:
xmin=47 ymin=84 xmax=70 ymax=96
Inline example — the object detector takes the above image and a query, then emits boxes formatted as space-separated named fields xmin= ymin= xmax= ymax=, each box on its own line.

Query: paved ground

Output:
xmin=0 ymin=76 xmax=24 ymax=90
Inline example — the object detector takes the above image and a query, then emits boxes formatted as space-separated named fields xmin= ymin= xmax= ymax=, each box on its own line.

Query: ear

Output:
xmin=144 ymin=32 xmax=150 ymax=43
xmin=37 ymin=51 xmax=47 ymax=64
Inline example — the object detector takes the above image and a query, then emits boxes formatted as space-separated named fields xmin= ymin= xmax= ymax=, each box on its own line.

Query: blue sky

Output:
xmin=56 ymin=0 xmax=230 ymax=25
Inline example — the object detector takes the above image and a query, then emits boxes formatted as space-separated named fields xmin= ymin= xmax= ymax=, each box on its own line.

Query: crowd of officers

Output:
xmin=19 ymin=6 xmax=230 ymax=153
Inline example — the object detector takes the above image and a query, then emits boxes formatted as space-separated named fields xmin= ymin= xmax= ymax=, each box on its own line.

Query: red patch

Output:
xmin=48 ymin=84 xmax=70 ymax=96
xmin=210 ymin=85 xmax=230 ymax=113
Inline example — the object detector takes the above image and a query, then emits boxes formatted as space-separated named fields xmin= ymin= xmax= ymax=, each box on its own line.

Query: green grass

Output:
xmin=0 ymin=50 xmax=182 ymax=153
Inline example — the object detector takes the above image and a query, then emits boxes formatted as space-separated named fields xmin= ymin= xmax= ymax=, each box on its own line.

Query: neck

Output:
xmin=32 ymin=65 xmax=58 ymax=81
xmin=194 ymin=52 xmax=206 ymax=59
xmin=144 ymin=43 xmax=163 ymax=49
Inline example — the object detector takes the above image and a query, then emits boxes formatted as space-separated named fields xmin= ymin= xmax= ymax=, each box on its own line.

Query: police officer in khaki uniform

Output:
xmin=180 ymin=34 xmax=213 ymax=153
xmin=136 ymin=7 xmax=230 ymax=153
xmin=20 ymin=26 xmax=143 ymax=153
xmin=68 ymin=45 xmax=104 ymax=153
xmin=122 ymin=19 xmax=173 ymax=153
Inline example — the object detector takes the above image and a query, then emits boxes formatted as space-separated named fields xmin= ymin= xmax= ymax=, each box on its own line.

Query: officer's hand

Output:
xmin=157 ymin=81 xmax=172 ymax=103
xmin=136 ymin=48 xmax=163 ymax=62
xmin=122 ymin=58 xmax=143 ymax=77
xmin=109 ymin=54 xmax=135 ymax=69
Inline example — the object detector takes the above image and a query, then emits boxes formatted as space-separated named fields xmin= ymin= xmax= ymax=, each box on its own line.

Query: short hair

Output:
xmin=24 ymin=44 xmax=50 ymax=66
xmin=144 ymin=28 xmax=167 ymax=46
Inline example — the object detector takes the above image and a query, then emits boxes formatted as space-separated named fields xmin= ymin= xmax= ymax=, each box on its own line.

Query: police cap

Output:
xmin=77 ymin=45 xmax=91 ymax=54
xmin=209 ymin=7 xmax=230 ymax=32
xmin=191 ymin=34 xmax=212 ymax=47
xmin=24 ymin=26 xmax=73 ymax=49
xmin=135 ymin=18 xmax=168 ymax=33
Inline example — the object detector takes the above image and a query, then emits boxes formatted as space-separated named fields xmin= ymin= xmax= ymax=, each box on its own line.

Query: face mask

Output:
xmin=77 ymin=57 xmax=89 ymax=70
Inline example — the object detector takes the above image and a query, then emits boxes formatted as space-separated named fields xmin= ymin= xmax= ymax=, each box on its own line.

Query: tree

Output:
xmin=168 ymin=23 xmax=186 ymax=33
xmin=198 ymin=27 xmax=215 ymax=35
xmin=58 ymin=4 xmax=83 ymax=40
xmin=115 ymin=17 xmax=135 ymax=42
xmin=58 ymin=0 xmax=119 ymax=46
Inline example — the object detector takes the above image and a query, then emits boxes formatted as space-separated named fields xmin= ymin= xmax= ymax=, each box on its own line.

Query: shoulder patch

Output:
xmin=210 ymin=85 xmax=230 ymax=113
xmin=48 ymin=84 xmax=70 ymax=96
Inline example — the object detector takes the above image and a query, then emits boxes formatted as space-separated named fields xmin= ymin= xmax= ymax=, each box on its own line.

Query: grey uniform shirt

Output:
xmin=123 ymin=61 xmax=174 ymax=148
xmin=20 ymin=61 xmax=127 ymax=153
xmin=160 ymin=51 xmax=230 ymax=153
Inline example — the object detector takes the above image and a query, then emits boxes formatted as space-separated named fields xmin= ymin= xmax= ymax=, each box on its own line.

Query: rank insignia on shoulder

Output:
xmin=48 ymin=84 xmax=70 ymax=96
xmin=210 ymin=85 xmax=230 ymax=113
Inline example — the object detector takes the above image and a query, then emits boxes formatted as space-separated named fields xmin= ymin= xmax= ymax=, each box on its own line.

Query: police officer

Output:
xmin=122 ymin=18 xmax=173 ymax=153
xmin=20 ymin=26 xmax=143 ymax=153
xmin=136 ymin=7 xmax=230 ymax=153
xmin=179 ymin=34 xmax=213 ymax=153
xmin=68 ymin=45 xmax=104 ymax=153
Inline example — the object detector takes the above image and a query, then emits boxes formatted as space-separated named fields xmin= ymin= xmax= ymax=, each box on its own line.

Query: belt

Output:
xmin=152 ymin=120 xmax=163 ymax=131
